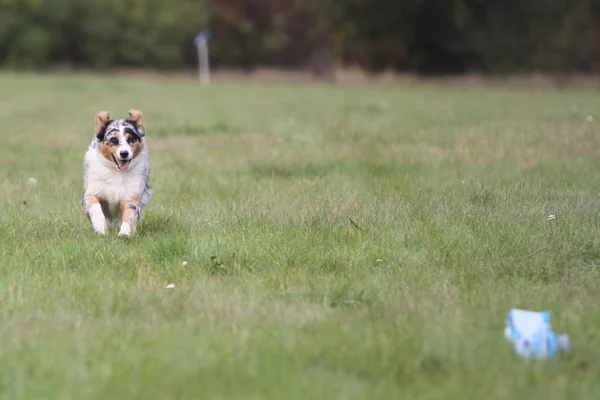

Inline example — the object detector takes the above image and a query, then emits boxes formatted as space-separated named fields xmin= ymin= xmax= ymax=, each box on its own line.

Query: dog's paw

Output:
xmin=92 ymin=221 xmax=107 ymax=235
xmin=89 ymin=205 xmax=107 ymax=235
xmin=118 ymin=222 xmax=132 ymax=238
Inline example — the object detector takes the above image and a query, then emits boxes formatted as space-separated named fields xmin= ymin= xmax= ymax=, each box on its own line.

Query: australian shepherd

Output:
xmin=81 ymin=109 xmax=152 ymax=237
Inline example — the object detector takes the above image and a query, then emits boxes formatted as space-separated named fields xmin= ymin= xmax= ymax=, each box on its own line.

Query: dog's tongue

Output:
xmin=117 ymin=159 xmax=130 ymax=171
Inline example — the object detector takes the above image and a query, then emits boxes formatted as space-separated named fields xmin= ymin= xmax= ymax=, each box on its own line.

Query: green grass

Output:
xmin=1 ymin=71 xmax=600 ymax=399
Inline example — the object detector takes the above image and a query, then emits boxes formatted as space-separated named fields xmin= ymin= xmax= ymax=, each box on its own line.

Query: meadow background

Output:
xmin=0 ymin=72 xmax=599 ymax=398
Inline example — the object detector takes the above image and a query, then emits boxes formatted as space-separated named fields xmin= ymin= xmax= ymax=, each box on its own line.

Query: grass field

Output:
xmin=1 ymin=72 xmax=600 ymax=399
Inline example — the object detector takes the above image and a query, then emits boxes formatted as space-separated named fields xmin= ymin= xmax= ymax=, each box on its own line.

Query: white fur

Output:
xmin=118 ymin=222 xmax=132 ymax=237
xmin=84 ymin=143 xmax=148 ymax=210
xmin=89 ymin=203 xmax=107 ymax=235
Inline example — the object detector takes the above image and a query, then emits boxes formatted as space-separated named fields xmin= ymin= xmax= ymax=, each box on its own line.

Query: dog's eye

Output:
xmin=127 ymin=139 xmax=134 ymax=145
xmin=109 ymin=138 xmax=119 ymax=146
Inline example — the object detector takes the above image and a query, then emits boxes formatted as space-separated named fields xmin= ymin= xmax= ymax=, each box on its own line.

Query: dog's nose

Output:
xmin=120 ymin=150 xmax=130 ymax=159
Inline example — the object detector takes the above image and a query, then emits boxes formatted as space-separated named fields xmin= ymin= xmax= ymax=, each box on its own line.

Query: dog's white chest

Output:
xmin=89 ymin=171 xmax=140 ymax=203
xmin=85 ymin=150 xmax=145 ymax=207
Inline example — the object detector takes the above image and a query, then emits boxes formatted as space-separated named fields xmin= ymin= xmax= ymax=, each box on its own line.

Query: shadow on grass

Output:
xmin=138 ymin=212 xmax=187 ymax=236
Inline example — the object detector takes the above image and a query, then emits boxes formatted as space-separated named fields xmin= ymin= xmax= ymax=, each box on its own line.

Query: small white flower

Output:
xmin=571 ymin=104 xmax=579 ymax=113
xmin=376 ymin=259 xmax=383 ymax=263
xmin=182 ymin=261 xmax=188 ymax=266
xmin=27 ymin=177 xmax=37 ymax=186
xmin=165 ymin=283 xmax=176 ymax=289
xmin=587 ymin=115 xmax=593 ymax=123
xmin=547 ymin=215 xmax=556 ymax=221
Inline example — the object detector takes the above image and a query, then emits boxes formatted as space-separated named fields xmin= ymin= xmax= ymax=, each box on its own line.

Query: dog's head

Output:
xmin=94 ymin=109 xmax=146 ymax=172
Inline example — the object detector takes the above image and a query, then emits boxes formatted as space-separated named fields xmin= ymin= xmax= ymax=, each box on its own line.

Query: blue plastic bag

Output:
xmin=504 ymin=308 xmax=569 ymax=359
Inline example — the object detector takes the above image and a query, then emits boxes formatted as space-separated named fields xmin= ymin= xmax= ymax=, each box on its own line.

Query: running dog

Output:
xmin=81 ymin=109 xmax=152 ymax=237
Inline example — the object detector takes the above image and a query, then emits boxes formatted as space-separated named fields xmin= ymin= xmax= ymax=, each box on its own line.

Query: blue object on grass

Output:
xmin=504 ymin=308 xmax=569 ymax=359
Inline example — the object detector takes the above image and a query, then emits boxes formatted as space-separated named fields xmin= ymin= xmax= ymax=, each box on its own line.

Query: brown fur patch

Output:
xmin=95 ymin=111 xmax=111 ymax=137
xmin=99 ymin=141 xmax=115 ymax=163
xmin=84 ymin=195 xmax=102 ymax=220
xmin=128 ymin=109 xmax=144 ymax=133
xmin=130 ymin=191 xmax=142 ymax=204
xmin=127 ymin=133 xmax=144 ymax=158
xmin=120 ymin=204 xmax=134 ymax=225
xmin=120 ymin=199 xmax=139 ymax=230
xmin=85 ymin=195 xmax=101 ymax=206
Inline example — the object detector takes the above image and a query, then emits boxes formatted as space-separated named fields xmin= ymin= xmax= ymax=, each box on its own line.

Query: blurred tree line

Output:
xmin=0 ymin=0 xmax=599 ymax=76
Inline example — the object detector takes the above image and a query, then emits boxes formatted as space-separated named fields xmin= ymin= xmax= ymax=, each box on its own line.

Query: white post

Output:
xmin=195 ymin=32 xmax=211 ymax=85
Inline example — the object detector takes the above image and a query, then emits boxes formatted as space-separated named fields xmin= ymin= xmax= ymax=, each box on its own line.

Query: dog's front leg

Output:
xmin=118 ymin=200 xmax=140 ymax=237
xmin=84 ymin=195 xmax=107 ymax=235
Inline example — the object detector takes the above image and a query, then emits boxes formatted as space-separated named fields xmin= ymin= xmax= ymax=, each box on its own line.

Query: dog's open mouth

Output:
xmin=112 ymin=155 xmax=131 ymax=171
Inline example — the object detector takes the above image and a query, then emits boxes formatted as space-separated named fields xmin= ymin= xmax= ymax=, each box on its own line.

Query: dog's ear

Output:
xmin=95 ymin=111 xmax=111 ymax=141
xmin=127 ymin=108 xmax=145 ymax=137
